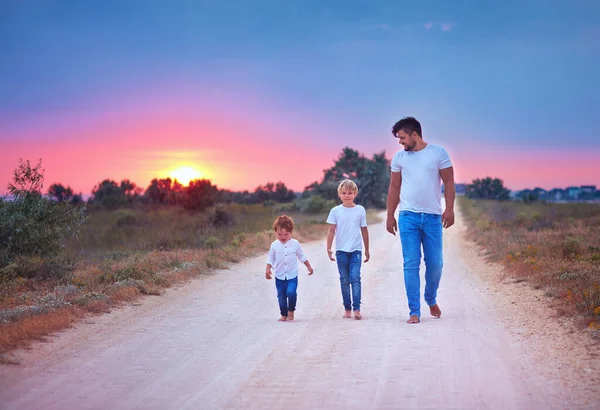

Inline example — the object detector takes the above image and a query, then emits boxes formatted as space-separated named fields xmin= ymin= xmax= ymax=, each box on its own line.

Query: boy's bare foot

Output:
xmin=278 ymin=316 xmax=287 ymax=321
xmin=354 ymin=311 xmax=362 ymax=320
xmin=407 ymin=315 xmax=420 ymax=324
xmin=429 ymin=304 xmax=442 ymax=318
xmin=287 ymin=311 xmax=294 ymax=321
xmin=343 ymin=310 xmax=352 ymax=318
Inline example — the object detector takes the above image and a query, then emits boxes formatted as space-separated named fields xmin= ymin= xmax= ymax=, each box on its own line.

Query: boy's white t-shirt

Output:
xmin=390 ymin=143 xmax=452 ymax=215
xmin=326 ymin=204 xmax=367 ymax=252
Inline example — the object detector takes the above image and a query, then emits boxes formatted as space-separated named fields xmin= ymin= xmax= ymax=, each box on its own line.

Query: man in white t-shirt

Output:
xmin=385 ymin=116 xmax=456 ymax=324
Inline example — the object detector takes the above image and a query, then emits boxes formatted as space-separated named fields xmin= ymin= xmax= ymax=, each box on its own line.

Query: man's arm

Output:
xmin=386 ymin=171 xmax=401 ymax=235
xmin=440 ymin=166 xmax=455 ymax=229
xmin=326 ymin=224 xmax=336 ymax=261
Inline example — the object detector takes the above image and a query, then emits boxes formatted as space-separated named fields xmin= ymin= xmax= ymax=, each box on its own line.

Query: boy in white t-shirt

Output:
xmin=326 ymin=179 xmax=370 ymax=320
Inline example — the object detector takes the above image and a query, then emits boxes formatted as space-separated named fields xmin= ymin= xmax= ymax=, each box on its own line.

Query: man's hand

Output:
xmin=442 ymin=209 xmax=455 ymax=229
xmin=265 ymin=269 xmax=272 ymax=280
xmin=308 ymin=267 xmax=314 ymax=275
xmin=327 ymin=249 xmax=335 ymax=261
xmin=386 ymin=216 xmax=397 ymax=235
xmin=364 ymin=250 xmax=370 ymax=263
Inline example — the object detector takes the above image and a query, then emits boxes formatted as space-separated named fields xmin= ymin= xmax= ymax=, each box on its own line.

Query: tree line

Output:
xmin=43 ymin=147 xmax=392 ymax=211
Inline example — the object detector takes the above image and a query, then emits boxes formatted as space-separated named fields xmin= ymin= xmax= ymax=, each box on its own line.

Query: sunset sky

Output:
xmin=1 ymin=1 xmax=599 ymax=196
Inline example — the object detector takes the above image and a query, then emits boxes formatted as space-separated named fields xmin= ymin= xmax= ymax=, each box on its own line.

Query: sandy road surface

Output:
xmin=1 ymin=211 xmax=598 ymax=409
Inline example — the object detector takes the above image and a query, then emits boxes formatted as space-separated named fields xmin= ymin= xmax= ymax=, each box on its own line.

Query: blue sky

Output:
xmin=1 ymin=1 xmax=599 ymax=192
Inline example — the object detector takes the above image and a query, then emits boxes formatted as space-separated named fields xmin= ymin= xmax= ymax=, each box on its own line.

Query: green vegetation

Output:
xmin=459 ymin=197 xmax=600 ymax=336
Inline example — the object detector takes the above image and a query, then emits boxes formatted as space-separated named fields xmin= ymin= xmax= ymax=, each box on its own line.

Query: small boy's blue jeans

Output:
xmin=399 ymin=210 xmax=444 ymax=318
xmin=336 ymin=250 xmax=362 ymax=311
xmin=275 ymin=277 xmax=298 ymax=317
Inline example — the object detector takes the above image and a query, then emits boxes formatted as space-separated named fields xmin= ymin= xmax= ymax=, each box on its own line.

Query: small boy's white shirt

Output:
xmin=266 ymin=238 xmax=308 ymax=280
xmin=326 ymin=204 xmax=367 ymax=252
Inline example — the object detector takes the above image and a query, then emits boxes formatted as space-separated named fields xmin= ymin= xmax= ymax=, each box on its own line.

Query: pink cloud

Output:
xmin=441 ymin=23 xmax=455 ymax=32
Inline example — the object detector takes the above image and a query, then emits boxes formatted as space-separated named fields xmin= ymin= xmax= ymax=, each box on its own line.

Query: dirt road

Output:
xmin=1 ymin=212 xmax=598 ymax=409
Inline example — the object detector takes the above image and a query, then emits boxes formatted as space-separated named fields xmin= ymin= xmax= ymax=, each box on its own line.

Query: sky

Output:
xmin=1 ymin=0 xmax=599 ymax=195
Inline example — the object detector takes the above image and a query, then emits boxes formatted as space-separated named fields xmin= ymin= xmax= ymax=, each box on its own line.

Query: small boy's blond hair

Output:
xmin=273 ymin=215 xmax=295 ymax=232
xmin=337 ymin=179 xmax=358 ymax=195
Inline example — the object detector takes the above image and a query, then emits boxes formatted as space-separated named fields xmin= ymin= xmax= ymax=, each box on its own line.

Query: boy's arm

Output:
xmin=361 ymin=226 xmax=370 ymax=262
xmin=266 ymin=245 xmax=275 ymax=279
xmin=303 ymin=259 xmax=314 ymax=275
xmin=326 ymin=224 xmax=336 ymax=261
xmin=296 ymin=242 xmax=313 ymax=275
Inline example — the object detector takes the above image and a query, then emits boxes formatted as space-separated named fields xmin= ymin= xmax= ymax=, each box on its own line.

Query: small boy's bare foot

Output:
xmin=407 ymin=315 xmax=420 ymax=324
xmin=354 ymin=311 xmax=362 ymax=320
xmin=287 ymin=311 xmax=295 ymax=321
xmin=343 ymin=310 xmax=352 ymax=318
xmin=429 ymin=304 xmax=442 ymax=318
xmin=278 ymin=316 xmax=287 ymax=321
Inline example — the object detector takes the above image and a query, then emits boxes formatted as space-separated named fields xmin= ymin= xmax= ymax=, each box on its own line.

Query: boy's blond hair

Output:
xmin=337 ymin=179 xmax=358 ymax=195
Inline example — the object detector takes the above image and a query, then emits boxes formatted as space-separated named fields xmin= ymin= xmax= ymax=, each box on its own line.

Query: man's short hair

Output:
xmin=392 ymin=117 xmax=422 ymax=137
xmin=337 ymin=179 xmax=358 ymax=195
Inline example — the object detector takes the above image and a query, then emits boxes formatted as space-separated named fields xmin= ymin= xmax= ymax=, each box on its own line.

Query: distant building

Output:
xmin=580 ymin=185 xmax=596 ymax=193
xmin=567 ymin=186 xmax=581 ymax=199
xmin=548 ymin=188 xmax=566 ymax=201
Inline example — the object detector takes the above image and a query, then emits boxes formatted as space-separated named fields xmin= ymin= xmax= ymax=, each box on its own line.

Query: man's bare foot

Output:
xmin=343 ymin=310 xmax=352 ymax=318
xmin=407 ymin=315 xmax=420 ymax=324
xmin=278 ymin=316 xmax=287 ymax=321
xmin=429 ymin=304 xmax=442 ymax=318
xmin=354 ymin=311 xmax=362 ymax=320
xmin=287 ymin=311 xmax=295 ymax=321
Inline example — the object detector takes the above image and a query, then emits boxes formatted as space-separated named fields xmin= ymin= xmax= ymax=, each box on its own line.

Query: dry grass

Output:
xmin=0 ymin=203 xmax=348 ymax=356
xmin=458 ymin=197 xmax=600 ymax=336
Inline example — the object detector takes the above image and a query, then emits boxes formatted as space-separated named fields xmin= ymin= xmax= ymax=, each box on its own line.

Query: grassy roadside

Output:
xmin=458 ymin=197 xmax=600 ymax=337
xmin=0 ymin=204 xmax=381 ymax=361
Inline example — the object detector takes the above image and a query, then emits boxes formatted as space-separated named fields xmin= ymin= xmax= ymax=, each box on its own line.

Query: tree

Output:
xmin=91 ymin=179 xmax=127 ymax=207
xmin=120 ymin=179 xmax=142 ymax=203
xmin=184 ymin=179 xmax=219 ymax=210
xmin=48 ymin=183 xmax=74 ymax=202
xmin=466 ymin=177 xmax=511 ymax=200
xmin=304 ymin=147 xmax=390 ymax=209
xmin=0 ymin=159 xmax=87 ymax=277
xmin=254 ymin=181 xmax=296 ymax=203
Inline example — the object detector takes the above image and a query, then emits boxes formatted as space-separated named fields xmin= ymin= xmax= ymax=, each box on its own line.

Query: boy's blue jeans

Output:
xmin=336 ymin=250 xmax=362 ymax=311
xmin=275 ymin=277 xmax=298 ymax=317
xmin=399 ymin=210 xmax=443 ymax=318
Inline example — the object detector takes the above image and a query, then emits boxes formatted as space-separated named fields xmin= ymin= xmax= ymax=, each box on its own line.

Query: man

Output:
xmin=386 ymin=116 xmax=455 ymax=324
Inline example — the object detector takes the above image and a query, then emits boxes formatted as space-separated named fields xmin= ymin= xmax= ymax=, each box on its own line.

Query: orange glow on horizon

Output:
xmin=166 ymin=165 xmax=209 ymax=186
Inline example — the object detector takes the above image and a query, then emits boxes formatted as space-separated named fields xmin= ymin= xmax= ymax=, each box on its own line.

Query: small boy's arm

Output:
xmin=296 ymin=243 xmax=313 ymax=275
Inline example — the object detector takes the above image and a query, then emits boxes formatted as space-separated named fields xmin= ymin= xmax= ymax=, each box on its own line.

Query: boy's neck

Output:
xmin=341 ymin=201 xmax=356 ymax=208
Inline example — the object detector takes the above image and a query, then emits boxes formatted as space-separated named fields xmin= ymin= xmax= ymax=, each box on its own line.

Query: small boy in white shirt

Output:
xmin=266 ymin=215 xmax=314 ymax=322
xmin=326 ymin=179 xmax=370 ymax=320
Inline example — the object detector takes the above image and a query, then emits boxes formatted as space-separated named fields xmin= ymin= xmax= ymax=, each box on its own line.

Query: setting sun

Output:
xmin=169 ymin=166 xmax=204 ymax=186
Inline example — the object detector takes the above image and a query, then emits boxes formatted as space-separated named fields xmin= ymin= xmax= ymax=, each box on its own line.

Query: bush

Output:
xmin=0 ymin=159 xmax=87 ymax=278
xmin=114 ymin=209 xmax=138 ymax=227
xmin=210 ymin=206 xmax=234 ymax=227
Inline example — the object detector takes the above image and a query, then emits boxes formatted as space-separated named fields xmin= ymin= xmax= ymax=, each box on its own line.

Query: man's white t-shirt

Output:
xmin=326 ymin=204 xmax=367 ymax=252
xmin=390 ymin=143 xmax=452 ymax=215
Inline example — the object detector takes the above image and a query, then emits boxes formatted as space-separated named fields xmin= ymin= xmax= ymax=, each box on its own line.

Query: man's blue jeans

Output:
xmin=399 ymin=210 xmax=443 ymax=318
xmin=275 ymin=277 xmax=298 ymax=317
xmin=336 ymin=250 xmax=362 ymax=311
